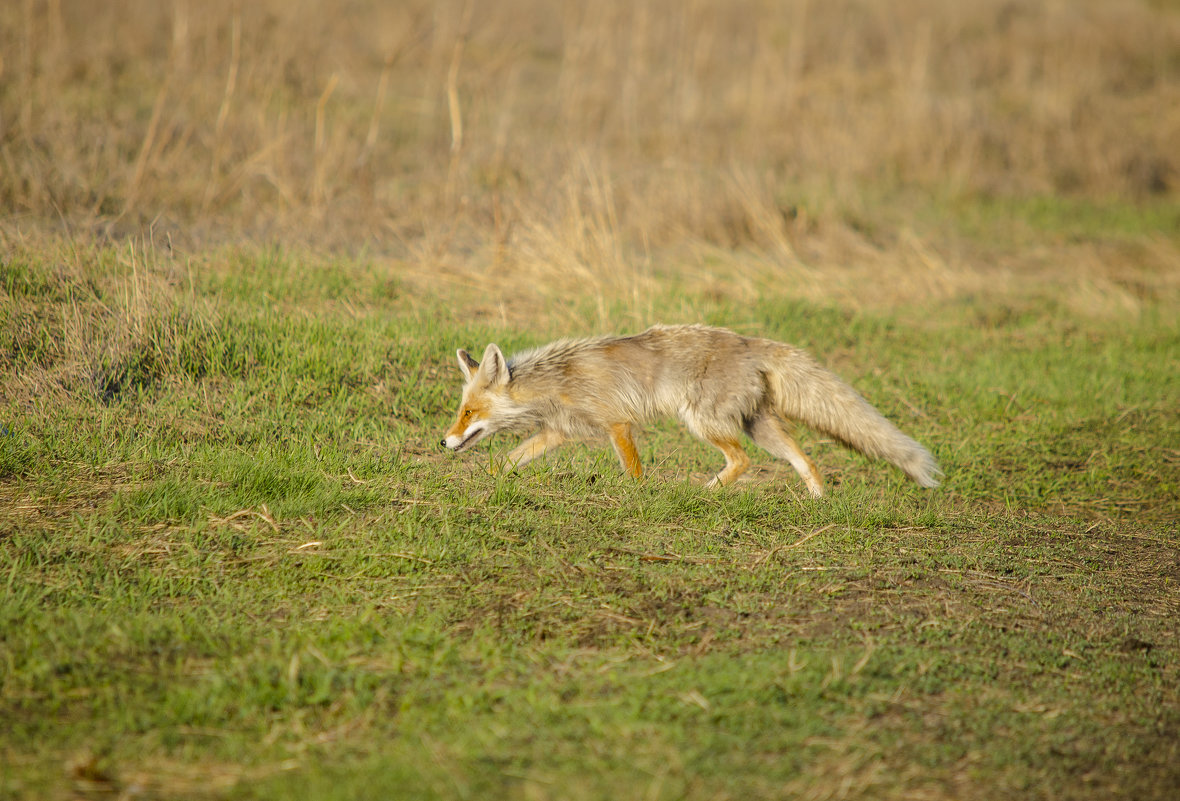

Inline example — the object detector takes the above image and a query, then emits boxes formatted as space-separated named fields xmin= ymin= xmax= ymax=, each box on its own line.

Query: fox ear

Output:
xmin=480 ymin=343 xmax=509 ymax=387
xmin=456 ymin=349 xmax=480 ymax=382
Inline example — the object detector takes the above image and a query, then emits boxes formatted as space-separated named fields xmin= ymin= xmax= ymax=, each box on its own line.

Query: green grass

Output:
xmin=944 ymin=194 xmax=1180 ymax=243
xmin=1 ymin=236 xmax=1178 ymax=800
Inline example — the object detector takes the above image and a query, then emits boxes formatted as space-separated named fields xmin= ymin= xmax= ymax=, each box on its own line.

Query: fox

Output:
xmin=441 ymin=324 xmax=941 ymax=495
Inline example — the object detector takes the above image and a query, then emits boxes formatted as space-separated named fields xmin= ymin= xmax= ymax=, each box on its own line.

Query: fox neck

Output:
xmin=493 ymin=386 xmax=549 ymax=433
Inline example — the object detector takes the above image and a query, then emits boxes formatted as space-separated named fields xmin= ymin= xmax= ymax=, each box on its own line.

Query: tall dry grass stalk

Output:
xmin=1 ymin=0 xmax=1178 ymax=318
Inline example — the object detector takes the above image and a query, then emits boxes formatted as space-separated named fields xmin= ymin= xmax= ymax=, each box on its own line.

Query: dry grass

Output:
xmin=3 ymin=0 xmax=1179 ymax=323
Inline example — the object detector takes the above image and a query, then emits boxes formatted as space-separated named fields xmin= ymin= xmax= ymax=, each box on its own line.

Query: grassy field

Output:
xmin=2 ymin=1 xmax=1179 ymax=799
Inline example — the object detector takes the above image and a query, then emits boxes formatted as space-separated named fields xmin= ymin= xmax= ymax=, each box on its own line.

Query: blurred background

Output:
xmin=2 ymin=0 xmax=1178 ymax=317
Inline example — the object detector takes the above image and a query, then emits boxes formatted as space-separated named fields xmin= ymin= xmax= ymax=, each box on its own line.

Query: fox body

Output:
xmin=441 ymin=324 xmax=941 ymax=494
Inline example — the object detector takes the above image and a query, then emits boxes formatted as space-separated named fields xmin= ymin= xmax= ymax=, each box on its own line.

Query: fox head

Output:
xmin=441 ymin=343 xmax=511 ymax=453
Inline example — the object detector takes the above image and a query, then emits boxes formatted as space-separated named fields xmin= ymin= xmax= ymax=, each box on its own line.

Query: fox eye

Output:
xmin=462 ymin=410 xmax=472 ymax=420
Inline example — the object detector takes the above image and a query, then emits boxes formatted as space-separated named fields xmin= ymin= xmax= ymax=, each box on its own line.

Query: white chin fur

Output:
xmin=445 ymin=422 xmax=488 ymax=452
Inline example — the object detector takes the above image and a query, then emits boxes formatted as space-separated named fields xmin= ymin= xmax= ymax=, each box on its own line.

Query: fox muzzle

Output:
xmin=443 ymin=422 xmax=489 ymax=453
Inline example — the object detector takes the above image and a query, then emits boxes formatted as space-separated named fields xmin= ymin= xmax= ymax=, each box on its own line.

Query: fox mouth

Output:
xmin=454 ymin=430 xmax=482 ymax=452
xmin=447 ymin=422 xmax=489 ymax=453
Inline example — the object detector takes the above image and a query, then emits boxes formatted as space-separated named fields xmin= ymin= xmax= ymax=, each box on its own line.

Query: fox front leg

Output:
xmin=499 ymin=429 xmax=566 ymax=473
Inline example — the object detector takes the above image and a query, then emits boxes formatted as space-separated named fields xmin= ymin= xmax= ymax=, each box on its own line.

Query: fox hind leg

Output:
xmin=680 ymin=411 xmax=750 ymax=488
xmin=746 ymin=412 xmax=824 ymax=497
xmin=609 ymin=423 xmax=644 ymax=479
xmin=703 ymin=437 xmax=751 ymax=488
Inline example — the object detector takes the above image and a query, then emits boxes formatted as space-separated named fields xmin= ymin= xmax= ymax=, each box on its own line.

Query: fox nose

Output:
xmin=439 ymin=439 xmax=446 ymax=449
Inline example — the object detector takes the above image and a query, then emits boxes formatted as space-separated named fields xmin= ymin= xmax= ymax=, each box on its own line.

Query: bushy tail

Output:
xmin=766 ymin=346 xmax=942 ymax=487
